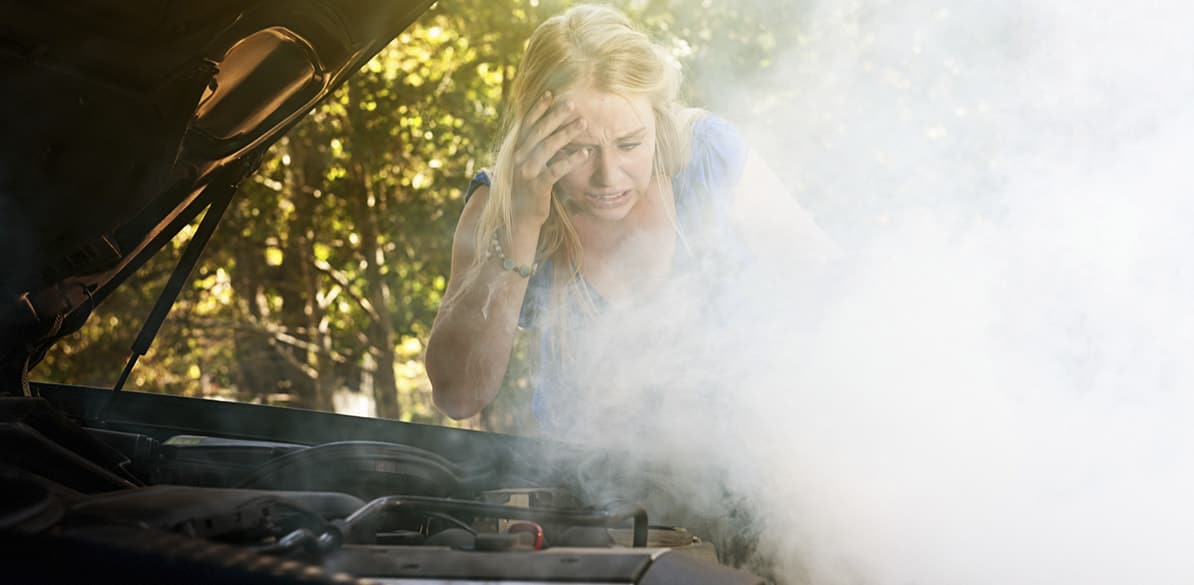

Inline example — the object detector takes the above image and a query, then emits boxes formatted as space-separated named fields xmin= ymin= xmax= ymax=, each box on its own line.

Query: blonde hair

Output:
xmin=464 ymin=4 xmax=693 ymax=333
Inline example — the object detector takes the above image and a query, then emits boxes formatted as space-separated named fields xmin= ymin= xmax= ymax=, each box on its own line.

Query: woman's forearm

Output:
xmin=426 ymin=226 xmax=540 ymax=419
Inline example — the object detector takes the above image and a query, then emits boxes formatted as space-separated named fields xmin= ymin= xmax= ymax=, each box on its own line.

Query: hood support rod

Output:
xmin=113 ymin=186 xmax=237 ymax=392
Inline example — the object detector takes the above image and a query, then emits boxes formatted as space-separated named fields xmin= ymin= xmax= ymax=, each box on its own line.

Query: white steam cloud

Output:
xmin=548 ymin=1 xmax=1194 ymax=584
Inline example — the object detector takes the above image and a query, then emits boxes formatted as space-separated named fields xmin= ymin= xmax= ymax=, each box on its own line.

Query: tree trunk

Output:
xmin=272 ymin=135 xmax=327 ymax=411
xmin=353 ymin=161 xmax=400 ymax=419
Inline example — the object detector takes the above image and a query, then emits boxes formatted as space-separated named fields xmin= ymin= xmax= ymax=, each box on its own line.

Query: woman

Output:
xmin=425 ymin=4 xmax=831 ymax=427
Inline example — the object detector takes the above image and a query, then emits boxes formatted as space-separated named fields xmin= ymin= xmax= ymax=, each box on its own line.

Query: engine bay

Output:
xmin=1 ymin=387 xmax=763 ymax=584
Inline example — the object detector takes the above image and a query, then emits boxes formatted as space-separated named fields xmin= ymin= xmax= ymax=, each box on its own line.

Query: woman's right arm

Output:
xmin=425 ymin=184 xmax=542 ymax=419
xmin=427 ymin=92 xmax=589 ymax=419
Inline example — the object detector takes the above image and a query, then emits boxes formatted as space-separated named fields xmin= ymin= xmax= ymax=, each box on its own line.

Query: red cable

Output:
xmin=507 ymin=522 xmax=545 ymax=550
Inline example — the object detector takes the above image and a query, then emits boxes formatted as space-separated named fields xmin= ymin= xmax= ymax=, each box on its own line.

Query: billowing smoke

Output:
xmin=543 ymin=1 xmax=1194 ymax=583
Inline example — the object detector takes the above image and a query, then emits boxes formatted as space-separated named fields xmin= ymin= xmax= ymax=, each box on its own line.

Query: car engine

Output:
xmin=1 ymin=391 xmax=764 ymax=584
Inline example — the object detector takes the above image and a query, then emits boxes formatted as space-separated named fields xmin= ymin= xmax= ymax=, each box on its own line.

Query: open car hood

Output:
xmin=0 ymin=0 xmax=433 ymax=385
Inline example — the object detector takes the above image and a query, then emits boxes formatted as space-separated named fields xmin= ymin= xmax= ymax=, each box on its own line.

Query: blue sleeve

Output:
xmin=463 ymin=169 xmax=491 ymax=206
xmin=692 ymin=114 xmax=750 ymax=199
xmin=673 ymin=114 xmax=750 ymax=230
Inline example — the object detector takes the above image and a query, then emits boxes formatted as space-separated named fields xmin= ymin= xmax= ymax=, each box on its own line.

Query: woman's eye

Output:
xmin=619 ymin=142 xmax=641 ymax=151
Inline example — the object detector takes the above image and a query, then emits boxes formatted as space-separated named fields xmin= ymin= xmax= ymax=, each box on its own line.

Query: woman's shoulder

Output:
xmin=680 ymin=108 xmax=745 ymax=149
xmin=675 ymin=109 xmax=749 ymax=192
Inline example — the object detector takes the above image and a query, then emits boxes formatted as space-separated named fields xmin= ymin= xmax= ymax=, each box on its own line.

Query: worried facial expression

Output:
xmin=550 ymin=89 xmax=657 ymax=223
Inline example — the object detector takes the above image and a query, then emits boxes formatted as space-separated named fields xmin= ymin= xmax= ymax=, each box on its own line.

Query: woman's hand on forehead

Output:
xmin=507 ymin=92 xmax=592 ymax=228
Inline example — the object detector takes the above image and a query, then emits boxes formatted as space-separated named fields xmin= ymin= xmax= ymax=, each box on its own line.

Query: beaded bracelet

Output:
xmin=488 ymin=234 xmax=539 ymax=277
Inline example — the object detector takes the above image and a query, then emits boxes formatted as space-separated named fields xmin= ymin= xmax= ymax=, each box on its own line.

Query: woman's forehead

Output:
xmin=558 ymin=88 xmax=654 ymax=136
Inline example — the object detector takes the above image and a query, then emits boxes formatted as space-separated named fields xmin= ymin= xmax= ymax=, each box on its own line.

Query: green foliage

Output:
xmin=38 ymin=0 xmax=793 ymax=433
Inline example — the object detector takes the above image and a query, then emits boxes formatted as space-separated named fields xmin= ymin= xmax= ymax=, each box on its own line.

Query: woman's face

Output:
xmin=549 ymin=88 xmax=657 ymax=223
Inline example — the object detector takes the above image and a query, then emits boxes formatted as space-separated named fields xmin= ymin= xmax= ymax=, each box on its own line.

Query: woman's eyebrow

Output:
xmin=618 ymin=127 xmax=648 ymax=140
xmin=568 ymin=127 xmax=648 ymax=147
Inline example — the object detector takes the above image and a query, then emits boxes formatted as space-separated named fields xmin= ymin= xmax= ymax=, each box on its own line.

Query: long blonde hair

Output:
xmin=466 ymin=4 xmax=693 ymax=332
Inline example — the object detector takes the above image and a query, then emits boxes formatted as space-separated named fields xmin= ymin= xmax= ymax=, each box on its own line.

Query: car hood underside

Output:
xmin=0 ymin=0 xmax=432 ymax=387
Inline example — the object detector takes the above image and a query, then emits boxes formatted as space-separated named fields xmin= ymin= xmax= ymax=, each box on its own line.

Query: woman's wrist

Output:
xmin=488 ymin=235 xmax=539 ymax=277
xmin=510 ymin=194 xmax=551 ymax=233
xmin=510 ymin=208 xmax=549 ymax=231
xmin=500 ymin=221 xmax=542 ymax=267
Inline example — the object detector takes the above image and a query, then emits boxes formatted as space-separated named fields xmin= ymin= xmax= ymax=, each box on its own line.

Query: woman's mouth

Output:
xmin=585 ymin=190 xmax=630 ymax=208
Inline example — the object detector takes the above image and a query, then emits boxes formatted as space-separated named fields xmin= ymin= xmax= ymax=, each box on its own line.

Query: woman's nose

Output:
xmin=592 ymin=149 xmax=619 ymax=186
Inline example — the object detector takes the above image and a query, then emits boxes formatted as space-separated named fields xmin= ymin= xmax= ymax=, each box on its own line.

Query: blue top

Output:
xmin=463 ymin=113 xmax=750 ymax=431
